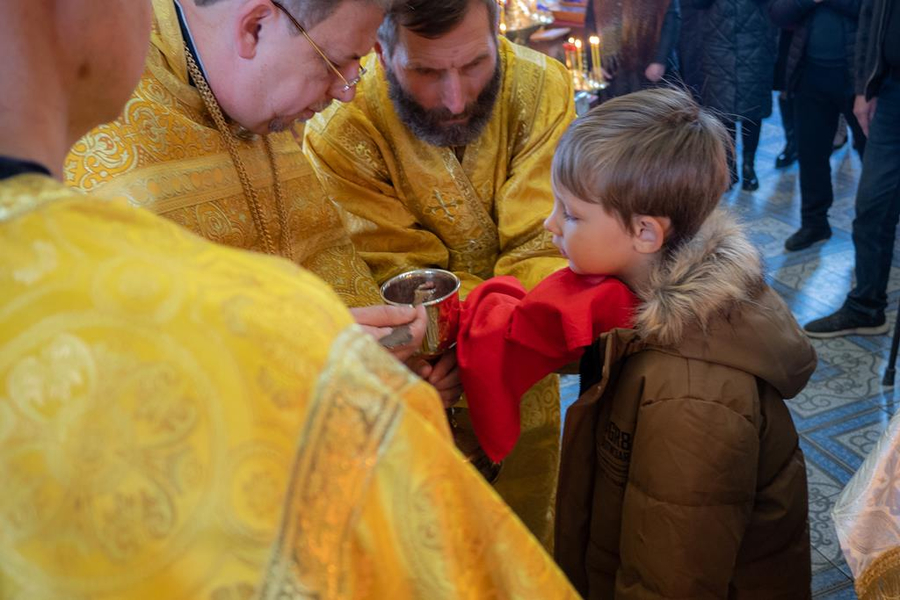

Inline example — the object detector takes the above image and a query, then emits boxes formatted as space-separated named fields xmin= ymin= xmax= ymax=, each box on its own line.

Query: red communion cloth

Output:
xmin=457 ymin=268 xmax=637 ymax=461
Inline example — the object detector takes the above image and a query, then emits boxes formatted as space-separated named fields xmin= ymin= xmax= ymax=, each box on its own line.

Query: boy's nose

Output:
xmin=543 ymin=213 xmax=559 ymax=235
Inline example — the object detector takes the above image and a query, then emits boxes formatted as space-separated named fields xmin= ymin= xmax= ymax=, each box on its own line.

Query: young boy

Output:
xmin=458 ymin=87 xmax=815 ymax=598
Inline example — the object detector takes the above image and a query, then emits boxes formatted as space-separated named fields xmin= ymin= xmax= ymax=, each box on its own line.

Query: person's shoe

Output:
xmin=784 ymin=226 xmax=832 ymax=251
xmin=775 ymin=142 xmax=797 ymax=168
xmin=741 ymin=162 xmax=759 ymax=191
xmin=804 ymin=307 xmax=889 ymax=338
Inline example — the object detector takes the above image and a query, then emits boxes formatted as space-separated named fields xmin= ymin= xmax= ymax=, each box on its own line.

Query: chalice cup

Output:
xmin=380 ymin=268 xmax=461 ymax=358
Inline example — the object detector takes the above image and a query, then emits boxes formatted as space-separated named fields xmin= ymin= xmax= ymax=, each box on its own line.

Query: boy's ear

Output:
xmin=631 ymin=215 xmax=671 ymax=254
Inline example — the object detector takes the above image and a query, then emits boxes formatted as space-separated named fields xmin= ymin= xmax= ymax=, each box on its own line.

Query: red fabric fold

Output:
xmin=457 ymin=268 xmax=638 ymax=461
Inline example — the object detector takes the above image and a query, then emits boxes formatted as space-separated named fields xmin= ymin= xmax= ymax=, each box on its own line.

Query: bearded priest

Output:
xmin=304 ymin=0 xmax=575 ymax=548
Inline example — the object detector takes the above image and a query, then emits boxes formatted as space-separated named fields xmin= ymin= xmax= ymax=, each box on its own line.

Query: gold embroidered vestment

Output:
xmin=64 ymin=0 xmax=380 ymax=307
xmin=0 ymin=174 xmax=579 ymax=599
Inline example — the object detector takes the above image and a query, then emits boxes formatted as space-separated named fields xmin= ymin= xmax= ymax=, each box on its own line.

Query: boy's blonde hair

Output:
xmin=552 ymin=87 xmax=731 ymax=248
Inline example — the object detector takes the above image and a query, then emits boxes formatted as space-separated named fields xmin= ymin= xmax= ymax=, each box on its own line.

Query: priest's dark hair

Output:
xmin=378 ymin=0 xmax=499 ymax=56
xmin=194 ymin=0 xmax=396 ymax=29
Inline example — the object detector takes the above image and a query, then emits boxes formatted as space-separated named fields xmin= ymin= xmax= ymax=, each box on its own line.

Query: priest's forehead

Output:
xmin=397 ymin=34 xmax=495 ymax=73
xmin=388 ymin=1 xmax=497 ymax=68
xmin=194 ymin=0 xmax=392 ymax=29
xmin=378 ymin=0 xmax=499 ymax=56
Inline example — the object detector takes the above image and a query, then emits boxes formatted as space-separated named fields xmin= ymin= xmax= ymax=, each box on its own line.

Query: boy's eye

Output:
xmin=563 ymin=210 xmax=578 ymax=222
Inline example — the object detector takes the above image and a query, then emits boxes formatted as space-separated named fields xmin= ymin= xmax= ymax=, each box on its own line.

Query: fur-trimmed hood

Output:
xmin=635 ymin=209 xmax=764 ymax=345
xmin=631 ymin=209 xmax=816 ymax=399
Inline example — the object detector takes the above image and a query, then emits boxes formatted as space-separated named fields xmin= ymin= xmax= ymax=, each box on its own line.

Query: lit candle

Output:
xmin=589 ymin=35 xmax=602 ymax=79
xmin=499 ymin=0 xmax=506 ymax=31
xmin=566 ymin=38 xmax=577 ymax=76
xmin=563 ymin=42 xmax=574 ymax=70
xmin=574 ymin=38 xmax=584 ymax=74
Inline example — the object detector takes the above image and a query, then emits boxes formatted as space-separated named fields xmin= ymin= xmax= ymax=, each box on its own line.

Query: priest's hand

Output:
xmin=350 ymin=304 xmax=427 ymax=362
xmin=410 ymin=351 xmax=463 ymax=408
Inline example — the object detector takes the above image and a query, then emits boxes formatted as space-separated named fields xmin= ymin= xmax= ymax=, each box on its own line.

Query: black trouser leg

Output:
xmin=724 ymin=119 xmax=739 ymax=185
xmin=742 ymin=119 xmax=762 ymax=166
xmin=779 ymin=94 xmax=796 ymax=147
xmin=795 ymin=62 xmax=845 ymax=230
xmin=846 ymin=78 xmax=900 ymax=319
xmin=776 ymin=94 xmax=798 ymax=167
xmin=740 ymin=119 xmax=762 ymax=190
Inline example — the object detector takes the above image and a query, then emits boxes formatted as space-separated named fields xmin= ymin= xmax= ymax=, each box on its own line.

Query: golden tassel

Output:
xmin=859 ymin=547 xmax=900 ymax=600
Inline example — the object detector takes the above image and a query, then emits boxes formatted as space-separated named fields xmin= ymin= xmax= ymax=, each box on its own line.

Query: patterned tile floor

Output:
xmin=560 ymin=105 xmax=899 ymax=599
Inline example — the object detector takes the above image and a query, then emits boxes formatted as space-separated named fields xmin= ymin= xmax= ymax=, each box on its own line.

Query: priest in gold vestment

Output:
xmin=63 ymin=0 xmax=470 ymax=399
xmin=305 ymin=0 xmax=575 ymax=548
xmin=64 ymin=0 xmax=386 ymax=308
xmin=0 ymin=1 xmax=579 ymax=598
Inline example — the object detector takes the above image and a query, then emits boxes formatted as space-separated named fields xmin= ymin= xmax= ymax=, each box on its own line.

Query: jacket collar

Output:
xmin=633 ymin=209 xmax=764 ymax=346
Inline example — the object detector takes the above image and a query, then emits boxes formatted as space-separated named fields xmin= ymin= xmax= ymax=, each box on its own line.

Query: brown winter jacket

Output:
xmin=555 ymin=210 xmax=817 ymax=599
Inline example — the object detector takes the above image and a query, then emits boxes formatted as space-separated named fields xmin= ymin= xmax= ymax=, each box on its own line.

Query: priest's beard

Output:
xmin=385 ymin=58 xmax=502 ymax=148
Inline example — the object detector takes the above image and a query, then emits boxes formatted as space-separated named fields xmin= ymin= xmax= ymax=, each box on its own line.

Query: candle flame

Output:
xmin=589 ymin=35 xmax=600 ymax=45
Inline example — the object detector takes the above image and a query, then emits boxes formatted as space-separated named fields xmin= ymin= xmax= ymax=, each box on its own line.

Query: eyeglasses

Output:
xmin=271 ymin=1 xmax=366 ymax=92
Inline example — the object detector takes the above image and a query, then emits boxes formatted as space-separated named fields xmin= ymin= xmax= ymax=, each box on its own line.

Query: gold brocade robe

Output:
xmin=0 ymin=174 xmax=580 ymax=600
xmin=63 ymin=0 xmax=380 ymax=307
xmin=305 ymin=38 xmax=575 ymax=548
xmin=304 ymin=36 xmax=573 ymax=297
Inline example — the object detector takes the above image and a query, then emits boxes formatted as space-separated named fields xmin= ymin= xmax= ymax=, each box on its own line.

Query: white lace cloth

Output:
xmin=832 ymin=411 xmax=900 ymax=579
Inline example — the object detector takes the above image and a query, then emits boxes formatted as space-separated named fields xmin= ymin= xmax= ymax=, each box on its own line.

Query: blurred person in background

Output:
xmin=587 ymin=0 xmax=682 ymax=96
xmin=771 ymin=0 xmax=867 ymax=251
xmin=803 ymin=0 xmax=900 ymax=336
xmin=682 ymin=0 xmax=777 ymax=191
